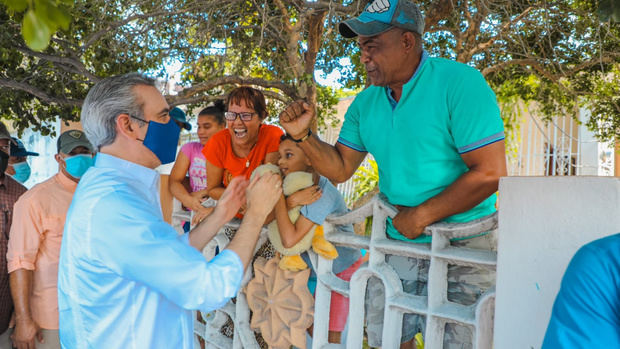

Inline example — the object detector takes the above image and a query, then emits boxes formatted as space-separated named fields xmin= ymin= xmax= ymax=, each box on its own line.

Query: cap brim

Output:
xmin=11 ymin=150 xmax=39 ymax=157
xmin=182 ymin=123 xmax=191 ymax=131
xmin=339 ymin=18 xmax=393 ymax=38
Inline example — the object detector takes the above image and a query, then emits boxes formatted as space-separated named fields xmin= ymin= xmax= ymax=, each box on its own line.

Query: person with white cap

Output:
xmin=7 ymin=129 xmax=95 ymax=349
xmin=279 ymin=0 xmax=507 ymax=347
xmin=0 ymin=122 xmax=27 ymax=349
xmin=5 ymin=138 xmax=39 ymax=185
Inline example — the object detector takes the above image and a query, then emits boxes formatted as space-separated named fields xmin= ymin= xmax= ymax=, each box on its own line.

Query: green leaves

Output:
xmin=599 ymin=0 xmax=620 ymax=22
xmin=22 ymin=9 xmax=51 ymax=51
xmin=352 ymin=159 xmax=379 ymax=203
xmin=2 ymin=0 xmax=27 ymax=12
xmin=3 ymin=0 xmax=73 ymax=51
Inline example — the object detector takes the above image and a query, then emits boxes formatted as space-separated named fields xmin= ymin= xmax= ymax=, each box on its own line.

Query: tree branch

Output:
xmin=174 ymin=75 xmax=299 ymax=101
xmin=167 ymin=86 xmax=290 ymax=106
xmin=304 ymin=0 xmax=363 ymax=14
xmin=425 ymin=0 xmax=455 ymax=30
xmin=466 ymin=6 xmax=533 ymax=60
xmin=15 ymin=47 xmax=100 ymax=83
xmin=0 ymin=79 xmax=82 ymax=107
xmin=481 ymin=58 xmax=539 ymax=76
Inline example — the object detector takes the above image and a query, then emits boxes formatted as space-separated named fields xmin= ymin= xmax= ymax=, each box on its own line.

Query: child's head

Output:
xmin=196 ymin=100 xmax=226 ymax=145
xmin=278 ymin=134 xmax=313 ymax=177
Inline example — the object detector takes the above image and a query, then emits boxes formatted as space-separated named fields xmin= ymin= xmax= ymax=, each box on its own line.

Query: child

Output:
xmin=169 ymin=101 xmax=226 ymax=226
xmin=273 ymin=134 xmax=362 ymax=344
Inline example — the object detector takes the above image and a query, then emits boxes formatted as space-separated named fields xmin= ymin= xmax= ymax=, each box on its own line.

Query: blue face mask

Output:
xmin=133 ymin=116 xmax=180 ymax=165
xmin=10 ymin=161 xmax=31 ymax=183
xmin=64 ymin=154 xmax=94 ymax=179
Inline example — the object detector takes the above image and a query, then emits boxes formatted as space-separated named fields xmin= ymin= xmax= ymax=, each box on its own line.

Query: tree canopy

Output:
xmin=0 ymin=0 xmax=618 ymax=141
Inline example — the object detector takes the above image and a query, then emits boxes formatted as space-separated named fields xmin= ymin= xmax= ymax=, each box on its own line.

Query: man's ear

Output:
xmin=54 ymin=153 xmax=64 ymax=165
xmin=401 ymin=31 xmax=416 ymax=52
xmin=116 ymin=113 xmax=139 ymax=139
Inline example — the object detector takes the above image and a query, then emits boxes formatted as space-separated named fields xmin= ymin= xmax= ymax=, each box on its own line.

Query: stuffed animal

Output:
xmin=252 ymin=164 xmax=338 ymax=271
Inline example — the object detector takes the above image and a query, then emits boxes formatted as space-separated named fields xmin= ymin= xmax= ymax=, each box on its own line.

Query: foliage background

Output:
xmin=0 ymin=0 xmax=618 ymax=142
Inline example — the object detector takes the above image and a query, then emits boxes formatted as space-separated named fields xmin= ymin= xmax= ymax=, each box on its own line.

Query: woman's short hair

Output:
xmin=226 ymin=87 xmax=268 ymax=119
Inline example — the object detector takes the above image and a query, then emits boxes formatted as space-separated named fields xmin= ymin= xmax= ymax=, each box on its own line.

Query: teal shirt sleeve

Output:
xmin=91 ymin=191 xmax=244 ymax=313
xmin=337 ymin=96 xmax=367 ymax=152
xmin=542 ymin=235 xmax=620 ymax=348
xmin=448 ymin=66 xmax=504 ymax=153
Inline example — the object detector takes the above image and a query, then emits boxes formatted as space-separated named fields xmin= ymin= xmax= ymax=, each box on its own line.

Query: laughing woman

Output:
xmin=203 ymin=87 xmax=283 ymax=210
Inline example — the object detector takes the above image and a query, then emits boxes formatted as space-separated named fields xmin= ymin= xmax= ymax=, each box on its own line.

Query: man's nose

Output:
xmin=360 ymin=49 xmax=371 ymax=64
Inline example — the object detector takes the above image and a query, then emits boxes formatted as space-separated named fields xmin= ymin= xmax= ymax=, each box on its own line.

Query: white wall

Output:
xmin=494 ymin=176 xmax=620 ymax=348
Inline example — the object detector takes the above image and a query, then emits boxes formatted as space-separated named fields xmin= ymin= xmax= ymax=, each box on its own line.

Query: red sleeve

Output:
xmin=202 ymin=130 xmax=227 ymax=168
xmin=262 ymin=125 xmax=284 ymax=153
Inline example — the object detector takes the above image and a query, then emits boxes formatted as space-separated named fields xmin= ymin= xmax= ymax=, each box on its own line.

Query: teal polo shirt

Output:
xmin=338 ymin=55 xmax=504 ymax=243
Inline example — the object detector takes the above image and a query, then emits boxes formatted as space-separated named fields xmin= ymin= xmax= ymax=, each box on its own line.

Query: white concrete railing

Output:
xmin=182 ymin=193 xmax=498 ymax=349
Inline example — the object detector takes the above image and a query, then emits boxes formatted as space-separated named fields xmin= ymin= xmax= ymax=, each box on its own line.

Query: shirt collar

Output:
xmin=57 ymin=170 xmax=79 ymax=192
xmin=386 ymin=50 xmax=429 ymax=109
xmin=95 ymin=153 xmax=160 ymax=190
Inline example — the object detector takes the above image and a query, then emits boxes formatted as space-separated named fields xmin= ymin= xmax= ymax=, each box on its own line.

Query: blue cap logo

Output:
xmin=359 ymin=0 xmax=397 ymax=24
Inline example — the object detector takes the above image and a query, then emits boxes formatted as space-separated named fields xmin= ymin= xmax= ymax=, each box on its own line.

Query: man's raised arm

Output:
xmin=279 ymin=100 xmax=366 ymax=184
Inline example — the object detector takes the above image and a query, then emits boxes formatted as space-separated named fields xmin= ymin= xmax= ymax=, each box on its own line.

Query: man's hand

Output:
xmin=191 ymin=206 xmax=215 ymax=226
xmin=11 ymin=318 xmax=43 ymax=349
xmin=392 ymin=206 xmax=432 ymax=240
xmin=210 ymin=177 xmax=248 ymax=225
xmin=279 ymin=100 xmax=315 ymax=140
xmin=246 ymin=172 xmax=282 ymax=219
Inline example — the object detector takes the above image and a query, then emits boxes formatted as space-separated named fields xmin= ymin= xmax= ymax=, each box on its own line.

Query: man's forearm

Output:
xmin=9 ymin=269 xmax=34 ymax=322
xmin=396 ymin=168 xmax=502 ymax=240
xmin=418 ymin=168 xmax=501 ymax=224
xmin=226 ymin=210 xmax=265 ymax=269
xmin=188 ymin=209 xmax=229 ymax=250
xmin=298 ymin=135 xmax=351 ymax=183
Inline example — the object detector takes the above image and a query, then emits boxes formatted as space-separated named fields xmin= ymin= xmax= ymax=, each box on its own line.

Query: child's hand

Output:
xmin=183 ymin=196 xmax=205 ymax=212
xmin=287 ymin=185 xmax=322 ymax=208
xmin=189 ymin=189 xmax=209 ymax=201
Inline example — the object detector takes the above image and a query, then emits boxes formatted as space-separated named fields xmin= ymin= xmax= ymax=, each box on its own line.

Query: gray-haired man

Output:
xmin=57 ymin=73 xmax=282 ymax=348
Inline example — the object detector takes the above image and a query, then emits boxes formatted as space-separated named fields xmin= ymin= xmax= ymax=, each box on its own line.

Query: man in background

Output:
xmin=5 ymin=138 xmax=39 ymax=185
xmin=7 ymin=130 xmax=94 ymax=349
xmin=0 ymin=122 xmax=27 ymax=349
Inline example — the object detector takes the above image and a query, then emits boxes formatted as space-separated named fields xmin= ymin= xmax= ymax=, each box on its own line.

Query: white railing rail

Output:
xmin=187 ymin=193 xmax=498 ymax=349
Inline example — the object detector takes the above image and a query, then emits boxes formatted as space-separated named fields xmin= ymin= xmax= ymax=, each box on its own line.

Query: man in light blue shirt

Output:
xmin=57 ymin=73 xmax=282 ymax=349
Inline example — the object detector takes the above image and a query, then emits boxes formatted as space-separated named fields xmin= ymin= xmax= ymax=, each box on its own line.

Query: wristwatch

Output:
xmin=294 ymin=129 xmax=312 ymax=143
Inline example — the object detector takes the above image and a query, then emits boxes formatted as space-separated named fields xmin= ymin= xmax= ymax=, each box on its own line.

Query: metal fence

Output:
xmin=506 ymin=111 xmax=615 ymax=177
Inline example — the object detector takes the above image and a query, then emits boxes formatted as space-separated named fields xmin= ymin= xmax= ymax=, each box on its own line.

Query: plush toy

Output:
xmin=252 ymin=164 xmax=338 ymax=271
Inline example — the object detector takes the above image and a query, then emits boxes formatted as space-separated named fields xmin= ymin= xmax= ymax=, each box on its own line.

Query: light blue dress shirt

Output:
xmin=58 ymin=153 xmax=244 ymax=349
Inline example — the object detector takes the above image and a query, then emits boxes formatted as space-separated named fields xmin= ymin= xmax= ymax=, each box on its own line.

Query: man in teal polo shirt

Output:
xmin=279 ymin=0 xmax=506 ymax=347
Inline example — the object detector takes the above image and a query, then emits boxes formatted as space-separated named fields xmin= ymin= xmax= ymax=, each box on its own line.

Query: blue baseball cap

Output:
xmin=10 ymin=137 xmax=39 ymax=157
xmin=170 ymin=107 xmax=191 ymax=131
xmin=339 ymin=0 xmax=425 ymax=38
